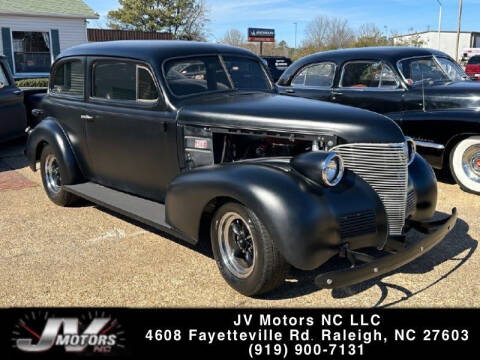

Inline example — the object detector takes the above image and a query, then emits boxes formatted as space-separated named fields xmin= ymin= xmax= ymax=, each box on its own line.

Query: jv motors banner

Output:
xmin=1 ymin=308 xmax=477 ymax=359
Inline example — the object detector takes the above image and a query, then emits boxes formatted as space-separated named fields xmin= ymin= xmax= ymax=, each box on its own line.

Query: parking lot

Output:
xmin=0 ymin=139 xmax=478 ymax=308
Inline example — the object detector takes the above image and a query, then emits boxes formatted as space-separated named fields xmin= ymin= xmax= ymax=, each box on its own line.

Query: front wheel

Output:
xmin=450 ymin=136 xmax=480 ymax=195
xmin=210 ymin=202 xmax=290 ymax=296
xmin=40 ymin=145 xmax=77 ymax=206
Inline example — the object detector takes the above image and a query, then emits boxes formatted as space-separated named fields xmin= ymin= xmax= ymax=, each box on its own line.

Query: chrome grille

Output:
xmin=406 ymin=190 xmax=416 ymax=216
xmin=333 ymin=143 xmax=408 ymax=235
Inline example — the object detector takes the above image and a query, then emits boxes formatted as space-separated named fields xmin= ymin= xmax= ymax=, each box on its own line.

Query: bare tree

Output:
xmin=302 ymin=15 xmax=354 ymax=50
xmin=179 ymin=0 xmax=210 ymax=41
xmin=354 ymin=23 xmax=390 ymax=47
xmin=219 ymin=29 xmax=246 ymax=47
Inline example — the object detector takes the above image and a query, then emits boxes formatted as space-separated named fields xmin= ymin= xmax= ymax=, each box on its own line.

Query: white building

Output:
xmin=0 ymin=0 xmax=98 ymax=77
xmin=393 ymin=30 xmax=480 ymax=61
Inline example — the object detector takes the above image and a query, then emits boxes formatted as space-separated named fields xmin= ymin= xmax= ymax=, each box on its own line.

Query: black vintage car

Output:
xmin=26 ymin=41 xmax=456 ymax=296
xmin=0 ymin=55 xmax=46 ymax=143
xmin=278 ymin=47 xmax=480 ymax=195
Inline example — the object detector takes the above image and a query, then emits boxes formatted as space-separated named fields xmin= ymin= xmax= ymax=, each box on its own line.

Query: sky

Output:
xmin=84 ymin=0 xmax=480 ymax=47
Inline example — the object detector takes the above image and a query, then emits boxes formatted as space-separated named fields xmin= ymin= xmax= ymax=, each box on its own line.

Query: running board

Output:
xmin=64 ymin=182 xmax=193 ymax=243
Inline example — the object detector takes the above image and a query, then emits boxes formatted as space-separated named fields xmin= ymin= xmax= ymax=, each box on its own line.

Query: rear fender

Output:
xmin=26 ymin=118 xmax=83 ymax=185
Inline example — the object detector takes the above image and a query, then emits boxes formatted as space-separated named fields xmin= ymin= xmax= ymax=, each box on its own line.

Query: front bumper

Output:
xmin=315 ymin=208 xmax=457 ymax=289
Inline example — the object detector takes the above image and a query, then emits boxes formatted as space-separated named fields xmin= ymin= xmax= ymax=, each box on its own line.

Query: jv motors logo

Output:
xmin=11 ymin=311 xmax=126 ymax=354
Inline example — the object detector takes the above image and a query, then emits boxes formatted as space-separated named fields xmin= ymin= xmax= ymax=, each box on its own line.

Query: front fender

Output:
xmin=165 ymin=163 xmax=387 ymax=270
xmin=26 ymin=118 xmax=83 ymax=185
xmin=408 ymin=153 xmax=438 ymax=221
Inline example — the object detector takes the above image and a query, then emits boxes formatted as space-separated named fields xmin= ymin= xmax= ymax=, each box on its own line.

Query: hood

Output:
xmin=177 ymin=92 xmax=405 ymax=144
xmin=422 ymin=81 xmax=480 ymax=110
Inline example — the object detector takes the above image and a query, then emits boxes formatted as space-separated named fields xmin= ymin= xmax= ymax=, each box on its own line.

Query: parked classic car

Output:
xmin=261 ymin=56 xmax=292 ymax=82
xmin=0 ymin=55 xmax=46 ymax=143
xmin=26 ymin=41 xmax=456 ymax=296
xmin=278 ymin=47 xmax=480 ymax=195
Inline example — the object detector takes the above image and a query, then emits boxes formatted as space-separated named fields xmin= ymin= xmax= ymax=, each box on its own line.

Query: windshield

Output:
xmin=164 ymin=55 xmax=272 ymax=97
xmin=399 ymin=56 xmax=468 ymax=85
xmin=398 ymin=56 xmax=468 ymax=85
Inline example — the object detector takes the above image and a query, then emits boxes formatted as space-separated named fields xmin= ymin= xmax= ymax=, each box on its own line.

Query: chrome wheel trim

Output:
xmin=44 ymin=154 xmax=62 ymax=194
xmin=461 ymin=144 xmax=480 ymax=184
xmin=217 ymin=211 xmax=256 ymax=279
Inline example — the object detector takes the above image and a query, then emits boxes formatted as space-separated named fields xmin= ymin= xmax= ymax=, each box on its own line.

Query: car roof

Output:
xmin=278 ymin=46 xmax=450 ymax=85
xmin=297 ymin=46 xmax=447 ymax=63
xmin=59 ymin=40 xmax=258 ymax=65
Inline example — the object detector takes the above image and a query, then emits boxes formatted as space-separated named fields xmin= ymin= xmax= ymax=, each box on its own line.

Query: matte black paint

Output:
xmin=316 ymin=208 xmax=457 ymax=289
xmin=25 ymin=118 xmax=84 ymax=185
xmin=178 ymin=92 xmax=405 ymax=144
xmin=166 ymin=161 xmax=388 ymax=270
xmin=26 ymin=41 xmax=447 ymax=278
xmin=278 ymin=47 xmax=480 ymax=169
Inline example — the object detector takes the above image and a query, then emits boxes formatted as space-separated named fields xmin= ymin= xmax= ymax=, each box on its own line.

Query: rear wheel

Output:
xmin=450 ymin=136 xmax=480 ymax=195
xmin=40 ymin=145 xmax=77 ymax=206
xmin=210 ymin=202 xmax=290 ymax=296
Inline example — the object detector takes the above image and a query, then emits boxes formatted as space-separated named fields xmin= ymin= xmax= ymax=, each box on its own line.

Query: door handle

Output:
xmin=13 ymin=90 xmax=23 ymax=95
xmin=331 ymin=90 xmax=343 ymax=100
xmin=81 ymin=114 xmax=94 ymax=121
xmin=285 ymin=88 xmax=295 ymax=93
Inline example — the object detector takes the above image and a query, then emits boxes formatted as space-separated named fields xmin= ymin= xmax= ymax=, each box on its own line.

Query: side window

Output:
xmin=93 ymin=61 xmax=159 ymax=102
xmin=93 ymin=62 xmax=136 ymax=100
xmin=138 ymin=66 xmax=159 ymax=101
xmin=292 ymin=62 xmax=335 ymax=88
xmin=0 ymin=64 xmax=10 ymax=87
xmin=379 ymin=64 xmax=399 ymax=88
xmin=341 ymin=61 xmax=399 ymax=88
xmin=52 ymin=60 xmax=84 ymax=97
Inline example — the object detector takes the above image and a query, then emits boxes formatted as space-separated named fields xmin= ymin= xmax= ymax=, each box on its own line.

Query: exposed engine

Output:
xmin=213 ymin=134 xmax=313 ymax=163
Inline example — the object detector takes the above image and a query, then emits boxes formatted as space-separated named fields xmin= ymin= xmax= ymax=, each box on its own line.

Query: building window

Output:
xmin=12 ymin=31 xmax=51 ymax=73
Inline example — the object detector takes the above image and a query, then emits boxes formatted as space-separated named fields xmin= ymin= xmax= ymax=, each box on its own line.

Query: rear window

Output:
xmin=468 ymin=56 xmax=480 ymax=65
xmin=52 ymin=60 xmax=84 ymax=97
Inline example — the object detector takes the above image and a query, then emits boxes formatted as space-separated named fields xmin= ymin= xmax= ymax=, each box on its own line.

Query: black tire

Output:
xmin=210 ymin=202 xmax=290 ymax=296
xmin=449 ymin=136 xmax=480 ymax=195
xmin=40 ymin=144 xmax=77 ymax=206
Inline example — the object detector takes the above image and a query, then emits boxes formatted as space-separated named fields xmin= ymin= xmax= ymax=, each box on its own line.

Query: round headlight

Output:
xmin=321 ymin=152 xmax=344 ymax=186
xmin=406 ymin=137 xmax=416 ymax=165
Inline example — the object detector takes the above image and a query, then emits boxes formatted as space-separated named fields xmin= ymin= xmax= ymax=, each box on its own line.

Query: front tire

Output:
xmin=210 ymin=202 xmax=290 ymax=296
xmin=450 ymin=136 xmax=480 ymax=195
xmin=40 ymin=145 xmax=77 ymax=206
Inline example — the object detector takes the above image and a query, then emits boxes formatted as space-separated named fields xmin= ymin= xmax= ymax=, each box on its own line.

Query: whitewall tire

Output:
xmin=450 ymin=136 xmax=480 ymax=195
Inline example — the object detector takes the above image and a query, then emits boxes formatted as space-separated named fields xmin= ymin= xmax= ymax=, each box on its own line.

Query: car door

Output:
xmin=331 ymin=60 xmax=404 ymax=115
xmin=84 ymin=57 xmax=178 ymax=202
xmin=278 ymin=62 xmax=336 ymax=101
xmin=0 ymin=60 xmax=28 ymax=142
